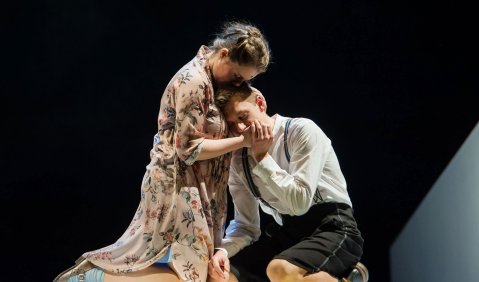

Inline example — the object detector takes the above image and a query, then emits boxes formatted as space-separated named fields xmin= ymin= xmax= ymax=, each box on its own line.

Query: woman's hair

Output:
xmin=209 ymin=21 xmax=271 ymax=73
xmin=215 ymin=82 xmax=254 ymax=111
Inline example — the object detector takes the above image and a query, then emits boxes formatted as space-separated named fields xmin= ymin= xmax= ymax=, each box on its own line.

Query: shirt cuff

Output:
xmin=214 ymin=247 xmax=228 ymax=257
xmin=252 ymin=154 xmax=280 ymax=180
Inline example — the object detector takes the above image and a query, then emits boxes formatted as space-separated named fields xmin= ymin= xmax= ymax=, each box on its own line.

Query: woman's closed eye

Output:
xmin=232 ymin=73 xmax=243 ymax=84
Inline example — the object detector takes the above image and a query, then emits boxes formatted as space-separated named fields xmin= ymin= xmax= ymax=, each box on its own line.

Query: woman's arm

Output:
xmin=196 ymin=129 xmax=251 ymax=161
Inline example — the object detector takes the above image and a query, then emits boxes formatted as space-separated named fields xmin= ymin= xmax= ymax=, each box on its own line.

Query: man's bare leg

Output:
xmin=267 ymin=259 xmax=340 ymax=282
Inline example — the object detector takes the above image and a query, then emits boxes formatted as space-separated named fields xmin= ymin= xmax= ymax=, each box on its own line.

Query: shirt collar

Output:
xmin=271 ymin=114 xmax=288 ymax=136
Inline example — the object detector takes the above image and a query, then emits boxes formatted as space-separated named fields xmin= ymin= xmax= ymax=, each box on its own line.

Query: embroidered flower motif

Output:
xmin=157 ymin=204 xmax=171 ymax=224
xmin=183 ymin=261 xmax=200 ymax=282
xmin=158 ymin=229 xmax=174 ymax=243
xmin=124 ymin=254 xmax=140 ymax=267
xmin=190 ymin=200 xmax=199 ymax=210
xmin=86 ymin=251 xmax=113 ymax=263
xmin=176 ymin=135 xmax=182 ymax=149
xmin=182 ymin=209 xmax=195 ymax=229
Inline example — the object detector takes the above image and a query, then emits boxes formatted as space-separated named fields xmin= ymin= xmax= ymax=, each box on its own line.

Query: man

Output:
xmin=209 ymin=84 xmax=368 ymax=282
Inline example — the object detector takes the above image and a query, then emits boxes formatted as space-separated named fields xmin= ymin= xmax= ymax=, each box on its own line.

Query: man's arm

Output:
xmin=220 ymin=160 xmax=261 ymax=258
xmin=252 ymin=119 xmax=332 ymax=215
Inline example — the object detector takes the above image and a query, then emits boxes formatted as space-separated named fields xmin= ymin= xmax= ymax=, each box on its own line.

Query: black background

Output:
xmin=3 ymin=0 xmax=477 ymax=281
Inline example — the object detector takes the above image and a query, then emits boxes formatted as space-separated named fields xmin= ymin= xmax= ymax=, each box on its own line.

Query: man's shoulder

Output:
xmin=287 ymin=117 xmax=331 ymax=146
xmin=289 ymin=117 xmax=321 ymax=133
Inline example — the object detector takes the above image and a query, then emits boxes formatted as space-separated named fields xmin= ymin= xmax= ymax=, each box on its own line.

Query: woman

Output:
xmin=54 ymin=20 xmax=271 ymax=282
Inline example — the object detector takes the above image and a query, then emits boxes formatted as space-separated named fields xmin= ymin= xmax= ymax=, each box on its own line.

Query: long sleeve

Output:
xmin=221 ymin=158 xmax=261 ymax=257
xmin=252 ymin=120 xmax=332 ymax=215
xmin=172 ymin=75 xmax=211 ymax=165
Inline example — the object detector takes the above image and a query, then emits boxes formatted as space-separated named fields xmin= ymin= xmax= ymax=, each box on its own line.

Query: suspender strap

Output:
xmin=241 ymin=118 xmax=294 ymax=209
xmin=242 ymin=147 xmax=275 ymax=209
xmin=284 ymin=118 xmax=323 ymax=204
xmin=284 ymin=118 xmax=293 ymax=162
xmin=242 ymin=147 xmax=261 ymax=198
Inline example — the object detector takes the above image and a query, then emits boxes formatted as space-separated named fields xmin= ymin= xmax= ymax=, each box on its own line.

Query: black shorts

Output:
xmin=229 ymin=202 xmax=364 ymax=281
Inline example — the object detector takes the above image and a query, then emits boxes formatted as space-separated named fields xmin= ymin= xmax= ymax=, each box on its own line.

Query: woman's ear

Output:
xmin=219 ymin=48 xmax=229 ymax=58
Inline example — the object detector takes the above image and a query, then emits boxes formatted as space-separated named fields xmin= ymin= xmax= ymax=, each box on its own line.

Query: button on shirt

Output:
xmin=221 ymin=114 xmax=352 ymax=257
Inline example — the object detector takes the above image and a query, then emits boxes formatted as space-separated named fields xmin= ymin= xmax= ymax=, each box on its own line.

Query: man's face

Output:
xmin=224 ymin=94 xmax=265 ymax=135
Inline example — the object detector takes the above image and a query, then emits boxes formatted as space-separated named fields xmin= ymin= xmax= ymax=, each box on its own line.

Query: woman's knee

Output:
xmin=206 ymin=271 xmax=239 ymax=282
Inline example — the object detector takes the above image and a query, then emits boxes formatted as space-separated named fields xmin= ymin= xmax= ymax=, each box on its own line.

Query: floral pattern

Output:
xmin=82 ymin=46 xmax=231 ymax=281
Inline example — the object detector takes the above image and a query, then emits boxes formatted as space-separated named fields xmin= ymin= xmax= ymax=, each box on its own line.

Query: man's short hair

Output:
xmin=215 ymin=82 xmax=254 ymax=111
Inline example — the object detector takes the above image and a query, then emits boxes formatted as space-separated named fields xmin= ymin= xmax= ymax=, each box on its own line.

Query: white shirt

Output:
xmin=221 ymin=114 xmax=352 ymax=257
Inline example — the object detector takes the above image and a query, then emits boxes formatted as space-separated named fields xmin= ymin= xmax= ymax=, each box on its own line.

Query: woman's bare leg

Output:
xmin=105 ymin=264 xmax=241 ymax=282
xmin=207 ymin=272 xmax=239 ymax=282
xmin=104 ymin=265 xmax=180 ymax=282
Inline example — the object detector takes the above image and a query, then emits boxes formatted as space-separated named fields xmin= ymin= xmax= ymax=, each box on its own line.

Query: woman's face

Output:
xmin=212 ymin=57 xmax=259 ymax=87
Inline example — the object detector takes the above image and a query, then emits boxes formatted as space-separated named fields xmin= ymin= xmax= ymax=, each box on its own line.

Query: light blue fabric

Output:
xmin=66 ymin=249 xmax=171 ymax=281
xmin=67 ymin=268 xmax=104 ymax=282
xmin=153 ymin=247 xmax=172 ymax=266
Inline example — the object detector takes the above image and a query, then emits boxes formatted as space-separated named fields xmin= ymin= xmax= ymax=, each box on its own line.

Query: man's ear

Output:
xmin=255 ymin=91 xmax=267 ymax=112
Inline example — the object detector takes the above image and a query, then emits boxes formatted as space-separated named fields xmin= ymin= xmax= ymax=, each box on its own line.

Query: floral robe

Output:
xmin=82 ymin=46 xmax=231 ymax=282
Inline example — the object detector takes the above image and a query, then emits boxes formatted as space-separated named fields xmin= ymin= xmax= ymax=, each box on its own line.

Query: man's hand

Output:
xmin=251 ymin=120 xmax=273 ymax=162
xmin=208 ymin=249 xmax=230 ymax=281
xmin=240 ymin=125 xmax=253 ymax=148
